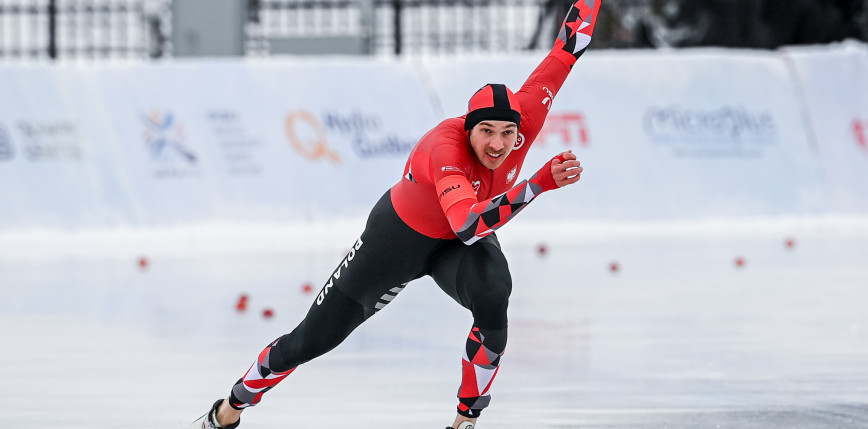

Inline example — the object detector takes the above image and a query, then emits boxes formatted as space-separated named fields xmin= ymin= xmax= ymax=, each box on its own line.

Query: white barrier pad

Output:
xmin=90 ymin=58 xmax=439 ymax=224
xmin=1 ymin=58 xmax=439 ymax=228
xmin=3 ymin=45 xmax=866 ymax=230
xmin=0 ymin=65 xmax=130 ymax=228
xmin=783 ymin=42 xmax=868 ymax=213
xmin=422 ymin=49 xmax=825 ymax=220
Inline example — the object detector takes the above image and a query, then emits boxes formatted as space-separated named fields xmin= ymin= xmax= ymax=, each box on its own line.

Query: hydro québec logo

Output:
xmin=322 ymin=111 xmax=414 ymax=158
xmin=0 ymin=124 xmax=13 ymax=161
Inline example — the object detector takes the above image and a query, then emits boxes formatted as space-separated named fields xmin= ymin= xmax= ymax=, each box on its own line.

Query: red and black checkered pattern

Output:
xmin=455 ymin=156 xmax=559 ymax=244
xmin=553 ymin=0 xmax=601 ymax=65
xmin=229 ymin=339 xmax=296 ymax=409
xmin=457 ymin=326 xmax=507 ymax=418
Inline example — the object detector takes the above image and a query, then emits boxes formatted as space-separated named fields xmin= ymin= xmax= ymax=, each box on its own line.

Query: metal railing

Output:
xmin=0 ymin=0 xmax=163 ymax=61
xmin=249 ymin=0 xmax=556 ymax=57
xmin=1 ymin=0 xmax=610 ymax=61
xmin=2 ymin=0 xmax=866 ymax=61
xmin=249 ymin=0 xmax=659 ymax=56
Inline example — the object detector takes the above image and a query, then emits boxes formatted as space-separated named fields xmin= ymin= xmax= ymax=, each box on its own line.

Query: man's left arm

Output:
xmin=517 ymin=0 xmax=601 ymax=138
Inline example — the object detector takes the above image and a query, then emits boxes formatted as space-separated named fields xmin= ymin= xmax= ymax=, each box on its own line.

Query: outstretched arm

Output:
xmin=436 ymin=152 xmax=583 ymax=245
xmin=517 ymin=0 xmax=602 ymax=144
xmin=552 ymin=0 xmax=601 ymax=67
xmin=433 ymin=0 xmax=600 ymax=245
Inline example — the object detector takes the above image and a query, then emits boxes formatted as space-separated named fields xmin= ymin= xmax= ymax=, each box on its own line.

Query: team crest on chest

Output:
xmin=471 ymin=180 xmax=481 ymax=195
xmin=506 ymin=166 xmax=517 ymax=184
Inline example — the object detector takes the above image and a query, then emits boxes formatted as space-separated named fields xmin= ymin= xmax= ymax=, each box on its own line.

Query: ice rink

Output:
xmin=2 ymin=217 xmax=868 ymax=428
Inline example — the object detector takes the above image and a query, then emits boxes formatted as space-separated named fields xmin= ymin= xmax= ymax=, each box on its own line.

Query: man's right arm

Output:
xmin=435 ymin=151 xmax=582 ymax=245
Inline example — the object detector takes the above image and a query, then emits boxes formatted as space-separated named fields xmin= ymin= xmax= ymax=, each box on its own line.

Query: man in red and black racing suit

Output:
xmin=189 ymin=1 xmax=600 ymax=429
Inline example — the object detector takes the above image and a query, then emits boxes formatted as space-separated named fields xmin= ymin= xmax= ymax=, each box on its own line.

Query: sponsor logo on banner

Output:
xmin=206 ymin=109 xmax=263 ymax=176
xmin=854 ymin=118 xmax=868 ymax=152
xmin=323 ymin=111 xmax=414 ymax=159
xmin=0 ymin=123 xmax=13 ymax=161
xmin=285 ymin=110 xmax=415 ymax=163
xmin=538 ymin=113 xmax=589 ymax=148
xmin=285 ymin=110 xmax=341 ymax=164
xmin=142 ymin=111 xmax=200 ymax=178
xmin=16 ymin=119 xmax=84 ymax=161
xmin=644 ymin=105 xmax=776 ymax=157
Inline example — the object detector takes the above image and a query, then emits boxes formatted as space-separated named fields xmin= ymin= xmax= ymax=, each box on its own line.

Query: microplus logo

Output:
xmin=644 ymin=106 xmax=776 ymax=141
xmin=644 ymin=106 xmax=777 ymax=157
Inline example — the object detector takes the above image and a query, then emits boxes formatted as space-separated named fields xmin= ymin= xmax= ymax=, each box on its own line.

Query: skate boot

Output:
xmin=446 ymin=422 xmax=474 ymax=429
xmin=187 ymin=399 xmax=240 ymax=429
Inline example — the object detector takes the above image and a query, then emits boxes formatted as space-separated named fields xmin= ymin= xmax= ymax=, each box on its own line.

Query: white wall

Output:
xmin=783 ymin=42 xmax=868 ymax=214
xmin=1 ymin=43 xmax=866 ymax=229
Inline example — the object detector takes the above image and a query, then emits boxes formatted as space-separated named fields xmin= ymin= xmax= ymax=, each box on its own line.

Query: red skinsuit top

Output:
xmin=390 ymin=49 xmax=575 ymax=240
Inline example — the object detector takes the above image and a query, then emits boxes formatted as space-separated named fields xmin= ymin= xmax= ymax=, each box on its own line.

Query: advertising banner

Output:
xmin=2 ymin=59 xmax=439 ymax=228
xmin=2 ymin=45 xmax=865 ymax=230
xmin=422 ymin=49 xmax=824 ymax=220
xmin=88 ymin=58 xmax=440 ymax=224
xmin=0 ymin=65 xmax=131 ymax=228
xmin=239 ymin=58 xmax=439 ymax=218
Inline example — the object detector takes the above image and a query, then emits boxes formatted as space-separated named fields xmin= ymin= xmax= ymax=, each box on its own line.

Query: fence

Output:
xmin=0 ymin=0 xmax=161 ymax=61
xmin=250 ymin=0 xmax=545 ymax=56
xmin=1 ymin=0 xmax=655 ymax=61
xmin=1 ymin=0 xmax=866 ymax=61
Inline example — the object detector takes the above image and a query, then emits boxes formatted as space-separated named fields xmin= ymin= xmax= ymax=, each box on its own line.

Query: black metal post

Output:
xmin=393 ymin=0 xmax=402 ymax=55
xmin=48 ymin=0 xmax=58 ymax=59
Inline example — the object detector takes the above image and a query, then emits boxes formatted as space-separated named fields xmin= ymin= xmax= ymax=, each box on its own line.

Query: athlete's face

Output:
xmin=469 ymin=120 xmax=518 ymax=170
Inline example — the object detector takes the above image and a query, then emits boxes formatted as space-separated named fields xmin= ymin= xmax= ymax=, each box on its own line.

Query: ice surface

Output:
xmin=1 ymin=217 xmax=867 ymax=428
